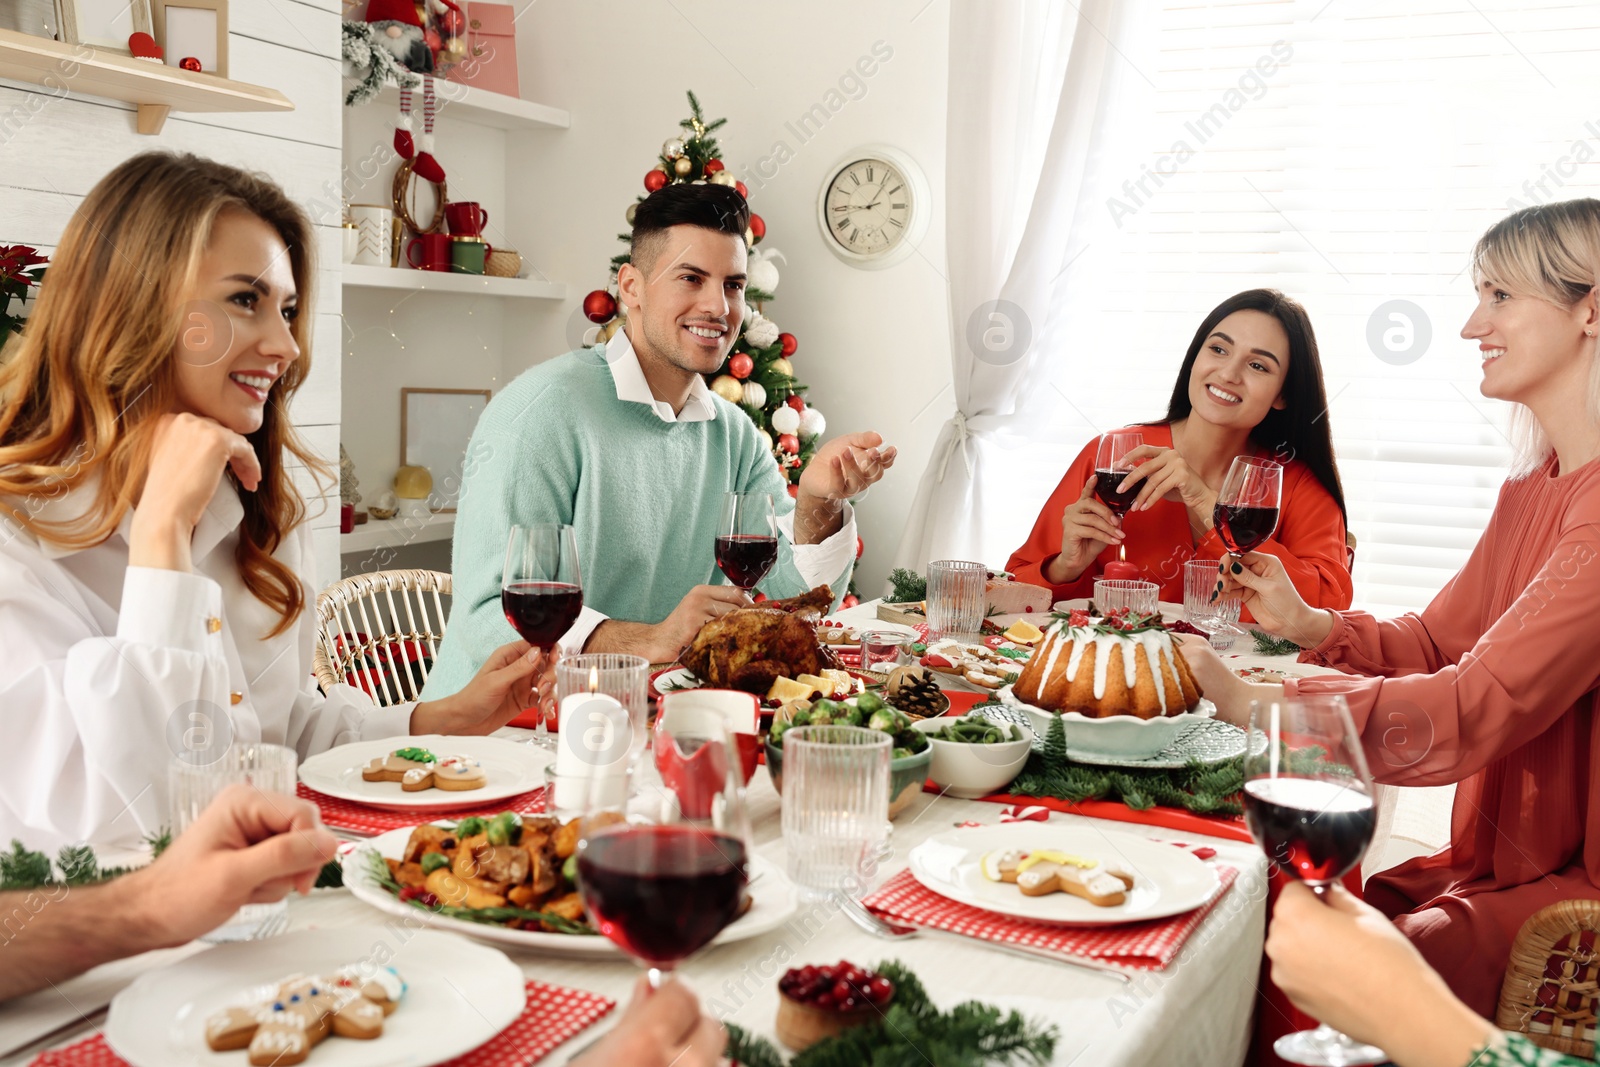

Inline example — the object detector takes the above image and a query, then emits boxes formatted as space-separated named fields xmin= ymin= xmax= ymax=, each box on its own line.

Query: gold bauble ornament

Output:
xmin=757 ymin=429 xmax=773 ymax=452
xmin=673 ymin=156 xmax=694 ymax=177
xmin=599 ymin=318 xmax=623 ymax=342
xmin=744 ymin=227 xmax=755 ymax=247
xmin=710 ymin=374 xmax=744 ymax=403
xmin=709 ymin=171 xmax=736 ymax=187
xmin=772 ymin=357 xmax=794 ymax=377
xmin=625 ymin=202 xmax=637 ymax=225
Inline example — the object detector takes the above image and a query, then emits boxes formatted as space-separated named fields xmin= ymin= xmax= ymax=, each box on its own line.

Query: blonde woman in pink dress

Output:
xmin=1183 ymin=197 xmax=1600 ymax=1017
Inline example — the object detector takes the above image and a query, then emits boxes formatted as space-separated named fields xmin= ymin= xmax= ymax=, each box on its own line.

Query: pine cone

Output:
xmin=885 ymin=665 xmax=947 ymax=719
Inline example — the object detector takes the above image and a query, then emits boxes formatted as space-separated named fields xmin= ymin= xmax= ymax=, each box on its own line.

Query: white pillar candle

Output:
xmin=553 ymin=692 xmax=629 ymax=811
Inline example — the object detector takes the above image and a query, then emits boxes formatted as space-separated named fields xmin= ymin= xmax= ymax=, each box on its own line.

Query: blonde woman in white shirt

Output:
xmin=0 ymin=153 xmax=554 ymax=852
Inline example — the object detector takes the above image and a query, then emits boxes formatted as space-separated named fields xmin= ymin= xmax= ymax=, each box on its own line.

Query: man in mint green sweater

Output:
xmin=422 ymin=183 xmax=895 ymax=697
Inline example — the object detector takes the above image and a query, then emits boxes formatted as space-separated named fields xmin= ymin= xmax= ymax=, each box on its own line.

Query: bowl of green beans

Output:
xmin=909 ymin=714 xmax=1035 ymax=799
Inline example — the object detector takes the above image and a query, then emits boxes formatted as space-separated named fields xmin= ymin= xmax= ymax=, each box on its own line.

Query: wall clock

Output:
xmin=815 ymin=145 xmax=929 ymax=270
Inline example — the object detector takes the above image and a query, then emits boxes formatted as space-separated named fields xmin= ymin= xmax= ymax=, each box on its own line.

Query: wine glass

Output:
xmin=1244 ymin=696 xmax=1386 ymax=1067
xmin=502 ymin=524 xmax=583 ymax=748
xmin=1212 ymin=456 xmax=1282 ymax=556
xmin=1093 ymin=430 xmax=1145 ymax=518
xmin=716 ymin=491 xmax=778 ymax=593
xmin=576 ymin=718 xmax=752 ymax=989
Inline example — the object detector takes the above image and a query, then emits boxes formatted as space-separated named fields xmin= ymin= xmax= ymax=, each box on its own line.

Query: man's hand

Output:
xmin=132 ymin=784 xmax=337 ymax=948
xmin=411 ymin=642 xmax=556 ymax=735
xmin=794 ymin=431 xmax=896 ymax=545
xmin=571 ymin=976 xmax=725 ymax=1067
xmin=651 ymin=585 xmax=751 ymax=662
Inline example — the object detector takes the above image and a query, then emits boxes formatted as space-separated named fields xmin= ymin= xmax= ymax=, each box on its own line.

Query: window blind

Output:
xmin=994 ymin=0 xmax=1600 ymax=615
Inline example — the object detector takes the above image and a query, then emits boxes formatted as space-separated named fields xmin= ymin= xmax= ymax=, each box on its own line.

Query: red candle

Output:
xmin=1102 ymin=559 xmax=1140 ymax=581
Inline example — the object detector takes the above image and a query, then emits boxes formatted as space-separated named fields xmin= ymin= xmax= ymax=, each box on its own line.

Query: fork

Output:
xmin=836 ymin=895 xmax=1131 ymax=984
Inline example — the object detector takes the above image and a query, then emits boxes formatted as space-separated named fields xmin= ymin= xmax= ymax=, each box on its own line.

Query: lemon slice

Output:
xmin=767 ymin=676 xmax=816 ymax=704
xmin=1003 ymin=620 xmax=1045 ymax=645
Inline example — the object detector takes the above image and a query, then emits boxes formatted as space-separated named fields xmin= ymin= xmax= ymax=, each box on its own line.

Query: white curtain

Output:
xmin=892 ymin=0 xmax=1127 ymax=573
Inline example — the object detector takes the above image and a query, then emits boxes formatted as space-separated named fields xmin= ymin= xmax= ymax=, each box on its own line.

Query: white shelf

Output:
xmin=340 ymin=513 xmax=456 ymax=554
xmin=342 ymin=264 xmax=565 ymax=300
xmin=0 ymin=27 xmax=293 ymax=134
xmin=371 ymin=80 xmax=568 ymax=131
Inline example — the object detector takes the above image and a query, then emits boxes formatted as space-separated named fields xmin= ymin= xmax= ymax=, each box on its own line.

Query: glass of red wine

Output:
xmin=1212 ymin=456 xmax=1282 ymax=557
xmin=575 ymin=718 xmax=752 ymax=989
xmin=1243 ymin=695 xmax=1385 ymax=1067
xmin=1093 ymin=430 xmax=1145 ymax=518
xmin=716 ymin=491 xmax=778 ymax=593
xmin=501 ymin=523 xmax=584 ymax=748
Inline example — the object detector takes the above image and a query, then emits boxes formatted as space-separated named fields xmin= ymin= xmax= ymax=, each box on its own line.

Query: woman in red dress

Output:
xmin=1186 ymin=199 xmax=1600 ymax=1017
xmin=1007 ymin=289 xmax=1352 ymax=615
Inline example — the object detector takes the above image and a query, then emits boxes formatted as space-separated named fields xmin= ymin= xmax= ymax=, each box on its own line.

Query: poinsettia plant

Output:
xmin=0 ymin=244 xmax=48 ymax=345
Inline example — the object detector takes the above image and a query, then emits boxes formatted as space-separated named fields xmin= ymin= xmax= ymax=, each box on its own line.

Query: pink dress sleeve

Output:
xmin=1287 ymin=503 xmax=1600 ymax=787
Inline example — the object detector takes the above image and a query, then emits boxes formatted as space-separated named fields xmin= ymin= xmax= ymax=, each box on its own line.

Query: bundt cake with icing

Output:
xmin=1012 ymin=610 xmax=1202 ymax=720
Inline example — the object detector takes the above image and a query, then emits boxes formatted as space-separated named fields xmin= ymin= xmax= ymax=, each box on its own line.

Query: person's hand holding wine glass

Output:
xmin=1044 ymin=431 xmax=1139 ymax=586
xmin=501 ymin=523 xmax=585 ymax=748
xmin=1244 ymin=695 xmax=1386 ymax=1067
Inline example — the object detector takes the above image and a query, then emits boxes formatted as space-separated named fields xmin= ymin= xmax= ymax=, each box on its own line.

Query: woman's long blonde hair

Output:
xmin=1472 ymin=198 xmax=1600 ymax=477
xmin=0 ymin=152 xmax=327 ymax=637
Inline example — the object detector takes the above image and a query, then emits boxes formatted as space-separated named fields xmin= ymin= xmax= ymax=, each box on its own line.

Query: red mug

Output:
xmin=406 ymin=232 xmax=452 ymax=271
xmin=654 ymin=691 xmax=760 ymax=819
xmin=445 ymin=201 xmax=489 ymax=237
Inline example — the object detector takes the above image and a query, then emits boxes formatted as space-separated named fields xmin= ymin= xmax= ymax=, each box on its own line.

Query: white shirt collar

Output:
xmin=604 ymin=328 xmax=718 ymax=424
xmin=20 ymin=467 xmax=244 ymax=563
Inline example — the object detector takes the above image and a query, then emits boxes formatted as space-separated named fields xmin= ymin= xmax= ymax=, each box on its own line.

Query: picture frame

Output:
xmin=55 ymin=0 xmax=152 ymax=55
xmin=0 ymin=0 xmax=62 ymax=40
xmin=400 ymin=388 xmax=491 ymax=514
xmin=151 ymin=0 xmax=227 ymax=78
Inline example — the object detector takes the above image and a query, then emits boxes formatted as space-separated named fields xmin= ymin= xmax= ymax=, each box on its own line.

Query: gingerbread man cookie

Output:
xmin=400 ymin=755 xmax=487 ymax=793
xmin=204 ymin=966 xmax=405 ymax=1064
xmin=983 ymin=848 xmax=1134 ymax=907
xmin=362 ymin=747 xmax=436 ymax=783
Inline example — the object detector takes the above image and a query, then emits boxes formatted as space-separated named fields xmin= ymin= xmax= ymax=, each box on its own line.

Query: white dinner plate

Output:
xmin=299 ymin=735 xmax=552 ymax=813
xmin=104 ymin=927 xmax=524 ymax=1067
xmin=908 ymin=823 xmax=1221 ymax=926
xmin=341 ymin=825 xmax=798 ymax=959
xmin=651 ymin=666 xmax=867 ymax=700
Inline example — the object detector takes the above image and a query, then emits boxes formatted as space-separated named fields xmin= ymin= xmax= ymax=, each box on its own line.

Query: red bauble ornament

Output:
xmin=582 ymin=290 xmax=617 ymax=323
xmin=728 ymin=352 xmax=754 ymax=379
xmin=786 ymin=395 xmax=805 ymax=413
xmin=179 ymin=56 xmax=202 ymax=71
xmin=778 ymin=332 xmax=798 ymax=357
xmin=778 ymin=433 xmax=799 ymax=454
xmin=855 ymin=536 xmax=864 ymax=560
xmin=841 ymin=593 xmax=860 ymax=609
xmin=644 ymin=169 xmax=669 ymax=192
xmin=704 ymin=159 xmax=724 ymax=174
xmin=749 ymin=214 xmax=766 ymax=242
xmin=735 ymin=181 xmax=749 ymax=199
xmin=786 ymin=483 xmax=799 ymax=499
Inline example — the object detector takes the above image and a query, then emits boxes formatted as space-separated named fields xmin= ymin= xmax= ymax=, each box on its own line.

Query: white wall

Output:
xmin=0 ymin=0 xmax=345 ymax=584
xmin=502 ymin=0 xmax=953 ymax=596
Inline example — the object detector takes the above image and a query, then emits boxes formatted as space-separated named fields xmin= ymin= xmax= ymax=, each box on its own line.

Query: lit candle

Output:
xmin=1102 ymin=545 xmax=1140 ymax=581
xmin=553 ymin=669 xmax=628 ymax=810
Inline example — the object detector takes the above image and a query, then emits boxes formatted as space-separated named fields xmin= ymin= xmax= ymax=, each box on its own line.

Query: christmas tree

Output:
xmin=580 ymin=92 xmax=826 ymax=495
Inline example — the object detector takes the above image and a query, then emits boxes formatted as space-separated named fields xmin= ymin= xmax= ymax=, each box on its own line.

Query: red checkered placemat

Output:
xmin=296 ymin=783 xmax=547 ymax=835
xmin=862 ymin=864 xmax=1238 ymax=971
xmin=32 ymin=980 xmax=614 ymax=1067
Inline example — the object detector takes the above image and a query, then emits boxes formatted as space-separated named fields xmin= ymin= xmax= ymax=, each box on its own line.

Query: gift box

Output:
xmin=447 ymin=2 xmax=519 ymax=98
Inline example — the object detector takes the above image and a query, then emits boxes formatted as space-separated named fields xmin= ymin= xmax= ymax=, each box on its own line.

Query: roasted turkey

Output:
xmin=680 ymin=586 xmax=837 ymax=694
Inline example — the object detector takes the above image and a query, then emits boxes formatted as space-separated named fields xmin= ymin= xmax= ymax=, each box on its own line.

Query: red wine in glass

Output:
xmin=1094 ymin=469 xmax=1140 ymax=517
xmin=715 ymin=534 xmax=779 ymax=591
xmin=1242 ymin=777 xmax=1375 ymax=884
xmin=718 ymin=492 xmax=777 ymax=592
xmin=1093 ymin=431 xmax=1144 ymax=516
xmin=1213 ymin=504 xmax=1280 ymax=554
xmin=501 ymin=581 xmax=584 ymax=650
xmin=578 ymin=825 xmax=748 ymax=967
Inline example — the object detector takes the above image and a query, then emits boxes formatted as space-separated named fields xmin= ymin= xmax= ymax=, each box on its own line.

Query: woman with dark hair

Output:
xmin=1007 ymin=289 xmax=1353 ymax=615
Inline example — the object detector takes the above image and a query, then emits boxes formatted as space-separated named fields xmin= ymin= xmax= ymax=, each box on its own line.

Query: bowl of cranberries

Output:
xmin=775 ymin=960 xmax=895 ymax=1050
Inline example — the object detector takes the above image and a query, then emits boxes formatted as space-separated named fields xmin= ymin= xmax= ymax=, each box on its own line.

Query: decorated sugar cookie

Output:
xmin=400 ymin=755 xmax=487 ymax=793
xmin=361 ymin=747 xmax=436 ymax=783
xmin=981 ymin=848 xmax=1134 ymax=907
xmin=204 ymin=966 xmax=404 ymax=1063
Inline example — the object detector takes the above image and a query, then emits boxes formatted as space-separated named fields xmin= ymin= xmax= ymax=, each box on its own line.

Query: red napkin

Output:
xmin=296 ymin=783 xmax=546 ymax=835
xmin=862 ymin=864 xmax=1238 ymax=970
xmin=31 ymin=980 xmax=615 ymax=1067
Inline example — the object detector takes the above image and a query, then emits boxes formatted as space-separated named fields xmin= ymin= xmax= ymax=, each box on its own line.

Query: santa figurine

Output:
xmin=362 ymin=0 xmax=463 ymax=183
